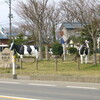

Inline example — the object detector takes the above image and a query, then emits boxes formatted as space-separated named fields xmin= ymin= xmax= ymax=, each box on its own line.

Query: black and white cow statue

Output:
xmin=78 ymin=40 xmax=90 ymax=64
xmin=10 ymin=42 xmax=39 ymax=60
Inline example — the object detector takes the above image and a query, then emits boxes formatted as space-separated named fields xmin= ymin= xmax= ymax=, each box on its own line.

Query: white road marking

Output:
xmin=0 ymin=95 xmax=40 ymax=100
xmin=0 ymin=81 xmax=56 ymax=87
xmin=0 ymin=81 xmax=20 ymax=84
xmin=29 ymin=83 xmax=56 ymax=87
xmin=66 ymin=86 xmax=98 ymax=90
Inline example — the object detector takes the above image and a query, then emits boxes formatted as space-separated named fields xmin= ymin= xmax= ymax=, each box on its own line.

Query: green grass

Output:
xmin=0 ymin=55 xmax=100 ymax=77
xmin=15 ymin=58 xmax=100 ymax=77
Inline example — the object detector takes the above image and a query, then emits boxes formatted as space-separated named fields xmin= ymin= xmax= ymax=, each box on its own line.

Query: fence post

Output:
xmin=55 ymin=56 xmax=58 ymax=71
xmin=20 ymin=58 xmax=23 ymax=69
xmin=77 ymin=57 xmax=80 ymax=70
xmin=36 ymin=59 xmax=38 ymax=70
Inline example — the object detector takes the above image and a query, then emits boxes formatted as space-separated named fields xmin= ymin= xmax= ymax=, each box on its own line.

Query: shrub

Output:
xmin=68 ymin=47 xmax=77 ymax=54
xmin=52 ymin=42 xmax=63 ymax=56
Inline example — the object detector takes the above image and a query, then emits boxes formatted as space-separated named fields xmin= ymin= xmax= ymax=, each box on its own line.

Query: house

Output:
xmin=58 ymin=22 xmax=83 ymax=50
xmin=7 ymin=33 xmax=18 ymax=39
xmin=59 ymin=22 xmax=83 ymax=38
xmin=0 ymin=34 xmax=9 ymax=51
xmin=0 ymin=33 xmax=18 ymax=52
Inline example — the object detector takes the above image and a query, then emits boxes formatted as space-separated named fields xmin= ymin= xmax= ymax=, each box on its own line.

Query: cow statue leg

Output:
xmin=85 ymin=55 xmax=88 ymax=64
xmin=20 ymin=55 xmax=23 ymax=59
xmin=20 ymin=55 xmax=23 ymax=62
xmin=20 ymin=55 xmax=23 ymax=69
xmin=35 ymin=51 xmax=39 ymax=60
xmin=80 ymin=55 xmax=83 ymax=64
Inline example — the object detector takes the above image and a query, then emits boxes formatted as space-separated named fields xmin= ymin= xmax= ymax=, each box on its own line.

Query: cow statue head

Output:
xmin=85 ymin=40 xmax=89 ymax=48
xmin=10 ymin=42 xmax=15 ymax=50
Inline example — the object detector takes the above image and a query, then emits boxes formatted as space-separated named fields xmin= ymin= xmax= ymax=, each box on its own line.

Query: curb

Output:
xmin=30 ymin=75 xmax=100 ymax=83
xmin=0 ymin=74 xmax=100 ymax=83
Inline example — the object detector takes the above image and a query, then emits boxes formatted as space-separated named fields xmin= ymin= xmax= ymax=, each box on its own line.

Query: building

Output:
xmin=0 ymin=34 xmax=9 ymax=52
xmin=59 ymin=22 xmax=83 ymax=37
xmin=0 ymin=33 xmax=18 ymax=52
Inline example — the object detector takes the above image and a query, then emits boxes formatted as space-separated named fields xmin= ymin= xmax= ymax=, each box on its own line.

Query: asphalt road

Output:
xmin=0 ymin=79 xmax=100 ymax=100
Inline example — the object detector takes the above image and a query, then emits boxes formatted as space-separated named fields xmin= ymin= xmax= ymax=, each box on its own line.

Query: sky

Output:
xmin=0 ymin=0 xmax=60 ymax=28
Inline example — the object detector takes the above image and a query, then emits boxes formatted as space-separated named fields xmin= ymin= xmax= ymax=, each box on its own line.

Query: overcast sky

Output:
xmin=0 ymin=0 xmax=60 ymax=28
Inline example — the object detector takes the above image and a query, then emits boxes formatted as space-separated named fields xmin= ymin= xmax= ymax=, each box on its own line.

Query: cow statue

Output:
xmin=10 ymin=42 xmax=39 ymax=60
xmin=78 ymin=40 xmax=90 ymax=64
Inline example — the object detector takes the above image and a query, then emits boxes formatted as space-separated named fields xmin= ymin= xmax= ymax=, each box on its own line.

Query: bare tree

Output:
xmin=16 ymin=0 xmax=49 ymax=60
xmin=60 ymin=0 xmax=100 ymax=65
xmin=41 ymin=3 xmax=62 ymax=60
xmin=15 ymin=0 xmax=63 ymax=60
xmin=47 ymin=3 xmax=62 ymax=42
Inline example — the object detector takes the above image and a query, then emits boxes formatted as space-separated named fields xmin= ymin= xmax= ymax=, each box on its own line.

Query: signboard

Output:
xmin=0 ymin=48 xmax=13 ymax=64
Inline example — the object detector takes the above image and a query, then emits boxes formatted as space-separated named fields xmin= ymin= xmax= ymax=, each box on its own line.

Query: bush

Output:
xmin=68 ymin=47 xmax=77 ymax=54
xmin=52 ymin=42 xmax=63 ymax=56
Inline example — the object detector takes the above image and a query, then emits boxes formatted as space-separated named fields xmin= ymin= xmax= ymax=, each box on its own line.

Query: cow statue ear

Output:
xmin=85 ymin=40 xmax=89 ymax=43
xmin=12 ymin=39 xmax=15 ymax=43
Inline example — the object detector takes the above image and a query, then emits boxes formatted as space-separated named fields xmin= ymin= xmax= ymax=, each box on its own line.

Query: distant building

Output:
xmin=0 ymin=34 xmax=9 ymax=51
xmin=6 ymin=33 xmax=18 ymax=39
xmin=58 ymin=22 xmax=83 ymax=49
xmin=59 ymin=22 xmax=83 ymax=38
xmin=0 ymin=33 xmax=18 ymax=52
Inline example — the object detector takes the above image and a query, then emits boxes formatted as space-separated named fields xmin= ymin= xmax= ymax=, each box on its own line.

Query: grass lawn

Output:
xmin=0 ymin=54 xmax=100 ymax=77
xmin=15 ymin=59 xmax=100 ymax=76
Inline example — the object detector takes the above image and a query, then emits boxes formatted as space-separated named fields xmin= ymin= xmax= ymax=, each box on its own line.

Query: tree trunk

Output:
xmin=52 ymin=25 xmax=56 ymax=42
xmin=39 ymin=46 xmax=43 ymax=60
xmin=38 ymin=26 xmax=43 ymax=60
xmin=93 ymin=38 xmax=97 ymax=65
xmin=45 ymin=45 xmax=49 ymax=60
xmin=55 ymin=56 xmax=58 ymax=71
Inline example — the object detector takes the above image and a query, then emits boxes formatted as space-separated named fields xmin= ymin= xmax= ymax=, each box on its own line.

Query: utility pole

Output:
xmin=9 ymin=0 xmax=13 ymax=40
xmin=9 ymin=0 xmax=16 ymax=79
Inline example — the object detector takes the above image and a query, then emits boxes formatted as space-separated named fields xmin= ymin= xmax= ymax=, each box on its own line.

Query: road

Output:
xmin=0 ymin=79 xmax=100 ymax=100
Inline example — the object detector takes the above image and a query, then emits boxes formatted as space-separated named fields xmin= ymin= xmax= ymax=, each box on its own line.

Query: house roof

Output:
xmin=7 ymin=33 xmax=18 ymax=37
xmin=60 ymin=22 xmax=83 ymax=30
xmin=0 ymin=33 xmax=18 ymax=39
xmin=0 ymin=34 xmax=8 ymax=39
